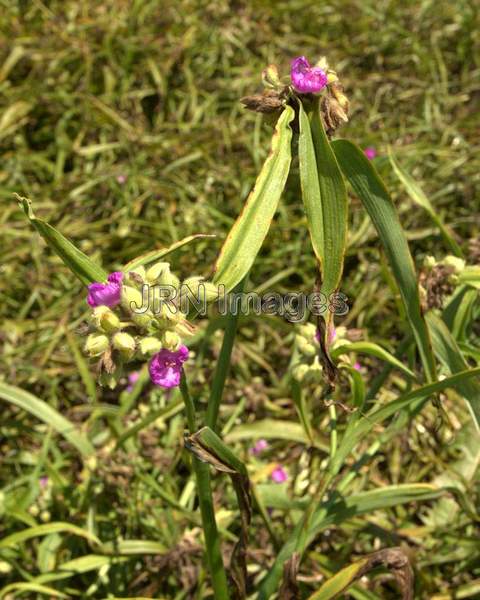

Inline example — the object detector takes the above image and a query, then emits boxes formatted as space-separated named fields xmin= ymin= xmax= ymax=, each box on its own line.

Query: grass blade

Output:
xmin=388 ymin=149 xmax=463 ymax=257
xmin=332 ymin=140 xmax=437 ymax=383
xmin=426 ymin=311 xmax=480 ymax=428
xmin=18 ymin=196 xmax=107 ymax=285
xmin=0 ymin=382 xmax=95 ymax=458
xmin=213 ymin=106 xmax=294 ymax=291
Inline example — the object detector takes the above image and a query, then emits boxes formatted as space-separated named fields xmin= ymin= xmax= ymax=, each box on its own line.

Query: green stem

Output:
xmin=180 ymin=373 xmax=230 ymax=600
xmin=206 ymin=278 xmax=246 ymax=431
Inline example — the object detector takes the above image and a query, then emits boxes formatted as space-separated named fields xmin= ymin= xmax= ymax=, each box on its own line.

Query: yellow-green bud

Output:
xmin=262 ymin=64 xmax=281 ymax=89
xmin=28 ymin=504 xmax=40 ymax=517
xmin=92 ymin=306 xmax=121 ymax=333
xmin=112 ymin=332 xmax=136 ymax=361
xmin=162 ymin=330 xmax=181 ymax=351
xmin=424 ymin=255 xmax=437 ymax=270
xmin=139 ymin=336 xmax=162 ymax=356
xmin=292 ymin=363 xmax=309 ymax=382
xmin=121 ymin=285 xmax=145 ymax=313
xmin=444 ymin=256 xmax=465 ymax=274
xmin=296 ymin=335 xmax=316 ymax=357
xmin=182 ymin=276 xmax=219 ymax=303
xmin=145 ymin=261 xmax=169 ymax=283
xmin=85 ymin=333 xmax=109 ymax=357
xmin=298 ymin=323 xmax=316 ymax=341
xmin=40 ymin=510 xmax=51 ymax=522
xmin=0 ymin=561 xmax=12 ymax=574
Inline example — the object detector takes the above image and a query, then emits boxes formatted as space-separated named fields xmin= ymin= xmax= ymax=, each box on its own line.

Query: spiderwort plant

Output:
xmin=17 ymin=51 xmax=480 ymax=600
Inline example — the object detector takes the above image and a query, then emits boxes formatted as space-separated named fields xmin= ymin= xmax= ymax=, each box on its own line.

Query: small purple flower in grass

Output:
xmin=39 ymin=476 xmax=49 ymax=489
xmin=291 ymin=56 xmax=328 ymax=94
xmin=364 ymin=147 xmax=376 ymax=160
xmin=251 ymin=439 xmax=268 ymax=455
xmin=126 ymin=371 xmax=140 ymax=392
xmin=116 ymin=174 xmax=127 ymax=184
xmin=271 ymin=466 xmax=288 ymax=483
xmin=149 ymin=345 xmax=189 ymax=389
xmin=353 ymin=361 xmax=361 ymax=371
xmin=87 ymin=272 xmax=123 ymax=308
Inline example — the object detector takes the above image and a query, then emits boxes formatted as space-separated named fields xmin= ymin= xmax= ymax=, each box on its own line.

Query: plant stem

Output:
xmin=206 ymin=278 xmax=246 ymax=431
xmin=180 ymin=373 xmax=230 ymax=600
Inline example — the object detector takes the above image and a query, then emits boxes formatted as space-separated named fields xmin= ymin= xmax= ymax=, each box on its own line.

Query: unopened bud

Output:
xmin=262 ymin=64 xmax=281 ymax=89
xmin=296 ymin=335 xmax=316 ymax=357
xmin=139 ymin=336 xmax=163 ymax=356
xmin=145 ymin=261 xmax=169 ymax=283
xmin=112 ymin=332 xmax=136 ymax=361
xmin=424 ymin=255 xmax=437 ymax=270
xmin=182 ymin=276 xmax=219 ymax=303
xmin=162 ymin=330 xmax=181 ymax=351
xmin=121 ymin=285 xmax=145 ymax=313
xmin=444 ymin=256 xmax=465 ymax=274
xmin=292 ymin=363 xmax=309 ymax=382
xmin=40 ymin=510 xmax=51 ymax=522
xmin=126 ymin=266 xmax=146 ymax=286
xmin=85 ymin=333 xmax=109 ymax=357
xmin=92 ymin=306 xmax=121 ymax=333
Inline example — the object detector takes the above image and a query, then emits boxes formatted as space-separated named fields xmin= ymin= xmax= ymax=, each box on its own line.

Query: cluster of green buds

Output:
xmin=84 ymin=262 xmax=219 ymax=388
xmin=419 ymin=255 xmax=466 ymax=310
xmin=291 ymin=322 xmax=324 ymax=383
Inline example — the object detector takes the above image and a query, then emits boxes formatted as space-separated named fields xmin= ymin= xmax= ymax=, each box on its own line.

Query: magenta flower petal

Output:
xmin=149 ymin=345 xmax=189 ymax=389
xmin=291 ymin=56 xmax=327 ymax=94
xmin=364 ymin=147 xmax=376 ymax=160
xmin=87 ymin=271 xmax=123 ymax=307
xmin=353 ymin=361 xmax=361 ymax=371
xmin=271 ymin=466 xmax=288 ymax=483
xmin=251 ymin=439 xmax=268 ymax=455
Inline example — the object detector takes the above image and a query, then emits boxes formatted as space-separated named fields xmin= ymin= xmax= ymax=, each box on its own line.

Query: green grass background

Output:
xmin=0 ymin=1 xmax=479 ymax=598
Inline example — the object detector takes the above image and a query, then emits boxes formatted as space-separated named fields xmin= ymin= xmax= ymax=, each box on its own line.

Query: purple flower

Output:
xmin=364 ymin=147 xmax=376 ymax=160
xmin=87 ymin=272 xmax=123 ymax=308
xmin=291 ymin=56 xmax=328 ymax=94
xmin=353 ymin=361 xmax=361 ymax=371
xmin=251 ymin=439 xmax=268 ymax=455
xmin=149 ymin=345 xmax=189 ymax=388
xmin=271 ymin=466 xmax=288 ymax=483
xmin=126 ymin=371 xmax=140 ymax=392
xmin=116 ymin=174 xmax=127 ymax=184
xmin=39 ymin=476 xmax=49 ymax=489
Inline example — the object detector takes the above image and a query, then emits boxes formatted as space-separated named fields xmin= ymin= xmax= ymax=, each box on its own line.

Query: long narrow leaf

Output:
xmin=18 ymin=196 xmax=107 ymax=285
xmin=298 ymin=100 xmax=348 ymax=298
xmin=0 ymin=382 xmax=95 ymax=458
xmin=213 ymin=105 xmax=294 ymax=291
xmin=332 ymin=140 xmax=436 ymax=383
xmin=426 ymin=312 xmax=480 ymax=428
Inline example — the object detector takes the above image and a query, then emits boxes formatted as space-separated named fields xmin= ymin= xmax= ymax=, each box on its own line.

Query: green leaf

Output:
xmin=18 ymin=196 xmax=107 ymax=285
xmin=0 ymin=382 xmax=95 ymax=458
xmin=388 ymin=150 xmax=463 ymax=257
xmin=123 ymin=234 xmax=216 ymax=272
xmin=213 ymin=106 xmax=294 ymax=291
xmin=298 ymin=99 xmax=348 ymax=298
xmin=332 ymin=140 xmax=436 ymax=383
xmin=0 ymin=582 xmax=68 ymax=599
xmin=0 ymin=522 xmax=101 ymax=550
xmin=331 ymin=341 xmax=415 ymax=379
xmin=426 ymin=312 xmax=480 ymax=428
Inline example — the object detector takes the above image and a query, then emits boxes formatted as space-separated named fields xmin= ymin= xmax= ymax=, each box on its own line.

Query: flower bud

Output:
xmin=126 ymin=266 xmax=146 ymax=286
xmin=182 ymin=276 xmax=219 ymax=303
xmin=292 ymin=363 xmax=309 ymax=382
xmin=262 ymin=64 xmax=281 ymax=89
xmin=121 ymin=285 xmax=145 ymax=313
xmin=444 ymin=256 xmax=465 ymax=274
xmin=40 ymin=510 xmax=51 ymax=522
xmin=139 ymin=336 xmax=163 ymax=356
xmin=85 ymin=333 xmax=109 ymax=357
xmin=296 ymin=335 xmax=316 ymax=357
xmin=298 ymin=323 xmax=316 ymax=341
xmin=424 ymin=255 xmax=437 ymax=270
xmin=162 ymin=330 xmax=181 ymax=351
xmin=92 ymin=306 xmax=121 ymax=333
xmin=145 ymin=261 xmax=169 ymax=283
xmin=112 ymin=332 xmax=136 ymax=361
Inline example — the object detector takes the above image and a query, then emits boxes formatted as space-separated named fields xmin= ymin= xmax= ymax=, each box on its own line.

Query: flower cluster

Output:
xmin=419 ymin=255 xmax=466 ymax=310
xmin=84 ymin=262 xmax=216 ymax=389
xmin=291 ymin=323 xmax=324 ymax=383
